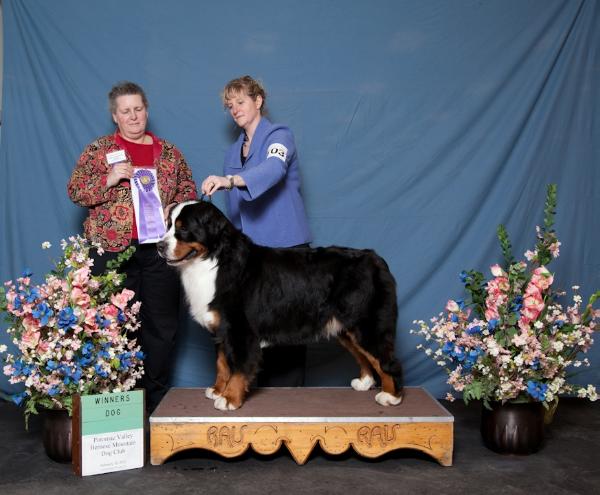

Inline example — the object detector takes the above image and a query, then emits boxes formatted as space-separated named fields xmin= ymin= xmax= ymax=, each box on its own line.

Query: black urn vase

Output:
xmin=42 ymin=408 xmax=73 ymax=462
xmin=480 ymin=401 xmax=545 ymax=455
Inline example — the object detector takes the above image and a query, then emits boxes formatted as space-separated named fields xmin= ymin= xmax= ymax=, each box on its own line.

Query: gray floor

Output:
xmin=1 ymin=397 xmax=599 ymax=495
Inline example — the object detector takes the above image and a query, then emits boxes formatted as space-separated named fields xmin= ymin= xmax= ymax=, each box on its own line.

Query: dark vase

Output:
xmin=42 ymin=408 xmax=72 ymax=462
xmin=480 ymin=401 xmax=545 ymax=455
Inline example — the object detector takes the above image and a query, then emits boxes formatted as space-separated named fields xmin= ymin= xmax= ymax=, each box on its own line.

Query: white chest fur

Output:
xmin=180 ymin=256 xmax=219 ymax=329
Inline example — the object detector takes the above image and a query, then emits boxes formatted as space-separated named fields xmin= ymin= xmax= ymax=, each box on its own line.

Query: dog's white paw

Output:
xmin=214 ymin=396 xmax=238 ymax=411
xmin=375 ymin=391 xmax=403 ymax=406
xmin=351 ymin=375 xmax=375 ymax=391
xmin=205 ymin=387 xmax=221 ymax=400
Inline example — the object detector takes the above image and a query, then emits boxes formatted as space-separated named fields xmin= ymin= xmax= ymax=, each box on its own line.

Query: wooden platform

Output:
xmin=149 ymin=386 xmax=453 ymax=465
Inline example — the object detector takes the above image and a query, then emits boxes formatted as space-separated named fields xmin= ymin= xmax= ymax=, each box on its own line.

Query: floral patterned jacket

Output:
xmin=68 ymin=131 xmax=197 ymax=252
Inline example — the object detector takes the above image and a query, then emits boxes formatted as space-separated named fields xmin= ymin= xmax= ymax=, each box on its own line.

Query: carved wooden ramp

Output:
xmin=150 ymin=387 xmax=453 ymax=466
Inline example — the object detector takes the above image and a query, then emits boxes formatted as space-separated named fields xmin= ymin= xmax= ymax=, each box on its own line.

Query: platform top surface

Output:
xmin=150 ymin=387 xmax=453 ymax=423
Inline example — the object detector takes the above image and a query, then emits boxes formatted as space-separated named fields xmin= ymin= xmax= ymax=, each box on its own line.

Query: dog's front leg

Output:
xmin=212 ymin=333 xmax=260 ymax=411
xmin=213 ymin=372 xmax=250 ymax=411
xmin=206 ymin=344 xmax=231 ymax=400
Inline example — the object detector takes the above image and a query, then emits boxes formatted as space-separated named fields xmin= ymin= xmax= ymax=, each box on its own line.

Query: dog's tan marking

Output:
xmin=219 ymin=372 xmax=249 ymax=410
xmin=173 ymin=240 xmax=207 ymax=261
xmin=338 ymin=333 xmax=373 ymax=381
xmin=212 ymin=346 xmax=231 ymax=396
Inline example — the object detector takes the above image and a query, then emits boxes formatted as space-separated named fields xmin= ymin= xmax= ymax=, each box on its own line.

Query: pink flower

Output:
xmin=71 ymin=287 xmax=91 ymax=308
xmin=72 ymin=267 xmax=91 ymax=288
xmin=103 ymin=304 xmax=119 ymax=320
xmin=21 ymin=329 xmax=41 ymax=349
xmin=446 ymin=300 xmax=459 ymax=313
xmin=531 ymin=266 xmax=553 ymax=291
xmin=36 ymin=340 xmax=50 ymax=354
xmin=521 ymin=286 xmax=545 ymax=324
xmin=549 ymin=241 xmax=561 ymax=258
xmin=111 ymin=289 xmax=135 ymax=310
xmin=490 ymin=264 xmax=506 ymax=277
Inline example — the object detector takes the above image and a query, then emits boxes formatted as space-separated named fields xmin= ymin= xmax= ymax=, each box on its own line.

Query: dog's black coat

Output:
xmin=167 ymin=201 xmax=402 ymax=392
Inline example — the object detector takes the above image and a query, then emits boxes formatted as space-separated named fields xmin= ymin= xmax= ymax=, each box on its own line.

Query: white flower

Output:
xmin=553 ymin=341 xmax=565 ymax=352
xmin=587 ymin=385 xmax=598 ymax=401
xmin=573 ymin=295 xmax=582 ymax=304
xmin=0 ymin=344 xmax=7 ymax=353
xmin=533 ymin=321 xmax=544 ymax=329
xmin=572 ymin=285 xmax=580 ymax=291
xmin=41 ymin=241 xmax=52 ymax=249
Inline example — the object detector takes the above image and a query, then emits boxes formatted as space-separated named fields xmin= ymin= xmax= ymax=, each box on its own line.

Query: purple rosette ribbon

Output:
xmin=132 ymin=169 xmax=165 ymax=242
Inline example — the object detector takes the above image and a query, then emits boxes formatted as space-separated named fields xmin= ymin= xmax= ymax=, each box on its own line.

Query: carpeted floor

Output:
xmin=1 ymin=396 xmax=599 ymax=495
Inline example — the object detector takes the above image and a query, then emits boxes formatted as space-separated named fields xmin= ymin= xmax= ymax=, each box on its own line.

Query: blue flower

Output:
xmin=442 ymin=341 xmax=454 ymax=355
xmin=459 ymin=271 xmax=468 ymax=283
xmin=135 ymin=351 xmax=145 ymax=360
xmin=117 ymin=310 xmax=127 ymax=323
xmin=48 ymin=386 xmax=60 ymax=397
xmin=450 ymin=314 xmax=459 ymax=323
xmin=81 ymin=342 xmax=95 ymax=356
xmin=21 ymin=268 xmax=33 ymax=278
xmin=58 ymin=307 xmax=78 ymax=330
xmin=12 ymin=391 xmax=28 ymax=406
xmin=530 ymin=359 xmax=540 ymax=370
xmin=25 ymin=287 xmax=41 ymax=304
xmin=466 ymin=325 xmax=481 ymax=335
xmin=527 ymin=381 xmax=548 ymax=402
xmin=46 ymin=360 xmax=59 ymax=371
xmin=32 ymin=302 xmax=53 ymax=326
xmin=487 ymin=319 xmax=499 ymax=332
xmin=94 ymin=364 xmax=109 ymax=378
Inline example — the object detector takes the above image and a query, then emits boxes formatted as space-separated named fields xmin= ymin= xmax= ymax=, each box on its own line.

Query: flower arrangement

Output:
xmin=0 ymin=236 xmax=144 ymax=423
xmin=412 ymin=185 xmax=599 ymax=408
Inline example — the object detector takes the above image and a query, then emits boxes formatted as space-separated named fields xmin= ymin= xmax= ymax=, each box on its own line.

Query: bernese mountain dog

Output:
xmin=157 ymin=200 xmax=403 ymax=411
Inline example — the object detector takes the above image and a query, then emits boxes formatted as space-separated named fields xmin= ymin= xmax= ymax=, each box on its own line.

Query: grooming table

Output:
xmin=150 ymin=387 xmax=453 ymax=465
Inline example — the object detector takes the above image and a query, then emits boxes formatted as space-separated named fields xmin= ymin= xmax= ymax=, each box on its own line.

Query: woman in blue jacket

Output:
xmin=201 ymin=75 xmax=311 ymax=386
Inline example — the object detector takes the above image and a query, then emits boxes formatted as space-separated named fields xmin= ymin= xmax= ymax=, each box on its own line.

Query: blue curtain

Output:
xmin=1 ymin=0 xmax=599 ymax=397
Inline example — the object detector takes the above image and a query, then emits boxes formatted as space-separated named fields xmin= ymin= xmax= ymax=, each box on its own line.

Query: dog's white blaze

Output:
xmin=323 ymin=317 xmax=344 ymax=339
xmin=161 ymin=200 xmax=198 ymax=258
xmin=181 ymin=256 xmax=219 ymax=329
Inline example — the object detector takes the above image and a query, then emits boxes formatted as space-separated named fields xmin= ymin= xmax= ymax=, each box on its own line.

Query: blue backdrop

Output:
xmin=1 ymin=0 xmax=599 ymax=398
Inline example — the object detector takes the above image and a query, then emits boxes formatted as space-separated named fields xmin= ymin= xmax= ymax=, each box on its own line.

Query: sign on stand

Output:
xmin=72 ymin=390 xmax=145 ymax=476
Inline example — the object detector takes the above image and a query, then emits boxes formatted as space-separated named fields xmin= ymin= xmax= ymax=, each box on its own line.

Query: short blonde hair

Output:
xmin=221 ymin=75 xmax=267 ymax=114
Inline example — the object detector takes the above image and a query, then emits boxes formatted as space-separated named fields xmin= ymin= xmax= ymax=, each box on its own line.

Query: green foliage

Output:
xmin=497 ymin=224 xmax=514 ymax=267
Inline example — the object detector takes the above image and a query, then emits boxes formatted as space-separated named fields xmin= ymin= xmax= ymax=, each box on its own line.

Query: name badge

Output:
xmin=106 ymin=149 xmax=127 ymax=165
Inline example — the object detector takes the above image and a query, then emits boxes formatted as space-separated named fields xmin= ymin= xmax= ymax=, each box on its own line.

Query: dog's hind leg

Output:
xmin=338 ymin=333 xmax=376 ymax=391
xmin=343 ymin=332 xmax=403 ymax=406
xmin=206 ymin=345 xmax=231 ymax=400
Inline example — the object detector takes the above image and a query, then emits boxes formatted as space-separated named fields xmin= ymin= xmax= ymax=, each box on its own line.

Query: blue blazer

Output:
xmin=223 ymin=117 xmax=312 ymax=248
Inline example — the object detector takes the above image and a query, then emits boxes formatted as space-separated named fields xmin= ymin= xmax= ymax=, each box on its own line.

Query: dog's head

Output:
xmin=157 ymin=200 xmax=232 ymax=266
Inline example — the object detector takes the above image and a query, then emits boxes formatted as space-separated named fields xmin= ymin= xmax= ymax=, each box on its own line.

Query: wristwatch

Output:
xmin=226 ymin=175 xmax=235 ymax=190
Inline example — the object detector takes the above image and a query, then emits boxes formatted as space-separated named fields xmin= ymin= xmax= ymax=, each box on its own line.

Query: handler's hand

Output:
xmin=201 ymin=175 xmax=229 ymax=196
xmin=106 ymin=162 xmax=134 ymax=188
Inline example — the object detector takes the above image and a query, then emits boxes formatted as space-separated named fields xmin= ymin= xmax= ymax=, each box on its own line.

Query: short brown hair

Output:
xmin=221 ymin=75 xmax=267 ymax=113
xmin=108 ymin=81 xmax=148 ymax=114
